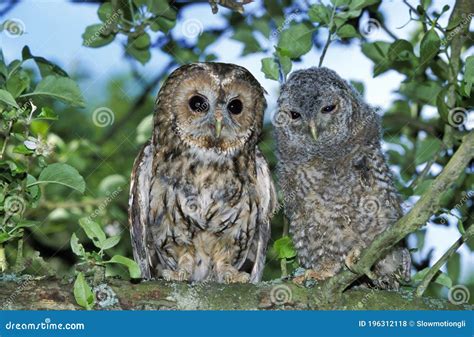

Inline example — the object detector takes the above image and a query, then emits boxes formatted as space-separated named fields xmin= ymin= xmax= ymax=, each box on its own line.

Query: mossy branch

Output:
xmin=322 ymin=132 xmax=474 ymax=297
xmin=0 ymin=277 xmax=469 ymax=310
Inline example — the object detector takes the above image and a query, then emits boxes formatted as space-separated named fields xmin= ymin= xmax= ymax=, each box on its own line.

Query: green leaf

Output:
xmin=399 ymin=81 xmax=442 ymax=105
xmin=35 ymin=107 xmax=58 ymax=120
xmin=232 ymin=27 xmax=263 ymax=56
xmin=28 ymin=163 xmax=86 ymax=193
xmin=350 ymin=0 xmax=380 ymax=10
xmin=388 ymin=39 xmax=414 ymax=61
xmin=447 ymin=253 xmax=461 ymax=283
xmin=0 ymin=89 xmax=19 ymax=108
xmin=151 ymin=17 xmax=176 ymax=33
xmin=433 ymin=272 xmax=452 ymax=288
xmin=79 ymin=218 xmax=106 ymax=248
xmin=25 ymin=76 xmax=85 ymax=107
xmin=278 ymin=23 xmax=314 ymax=59
xmin=101 ymin=236 xmax=121 ymax=250
xmin=130 ymin=33 xmax=151 ymax=49
xmin=337 ymin=24 xmax=359 ymax=38
xmin=415 ymin=136 xmax=442 ymax=165
xmin=98 ymin=3 xmax=114 ymax=22
xmin=0 ymin=232 xmax=11 ymax=244
xmin=70 ymin=233 xmax=86 ymax=257
xmin=436 ymin=88 xmax=449 ymax=122
xmin=273 ymin=236 xmax=296 ymax=259
xmin=308 ymin=4 xmax=332 ymax=25
xmin=331 ymin=0 xmax=351 ymax=6
xmin=463 ymin=55 xmax=474 ymax=96
xmin=73 ymin=272 xmax=95 ymax=310
xmin=414 ymin=179 xmax=433 ymax=195
xmin=22 ymin=46 xmax=68 ymax=77
xmin=82 ymin=24 xmax=115 ymax=48
xmin=361 ymin=41 xmax=391 ymax=76
xmin=261 ymin=56 xmax=292 ymax=81
xmin=108 ymin=255 xmax=141 ymax=278
xmin=6 ymin=69 xmax=29 ymax=97
xmin=419 ymin=29 xmax=440 ymax=68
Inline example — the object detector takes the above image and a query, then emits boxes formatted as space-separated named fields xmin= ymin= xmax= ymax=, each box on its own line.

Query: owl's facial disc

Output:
xmin=175 ymin=88 xmax=257 ymax=155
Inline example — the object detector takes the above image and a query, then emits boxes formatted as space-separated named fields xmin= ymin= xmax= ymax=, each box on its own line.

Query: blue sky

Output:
xmin=1 ymin=0 xmax=472 ymax=282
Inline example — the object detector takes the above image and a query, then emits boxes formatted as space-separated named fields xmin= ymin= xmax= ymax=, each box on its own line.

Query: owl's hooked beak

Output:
xmin=309 ymin=121 xmax=318 ymax=141
xmin=215 ymin=118 xmax=222 ymax=138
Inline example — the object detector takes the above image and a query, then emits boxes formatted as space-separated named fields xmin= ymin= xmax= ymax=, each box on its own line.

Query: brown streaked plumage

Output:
xmin=275 ymin=67 xmax=411 ymax=290
xmin=129 ymin=62 xmax=276 ymax=283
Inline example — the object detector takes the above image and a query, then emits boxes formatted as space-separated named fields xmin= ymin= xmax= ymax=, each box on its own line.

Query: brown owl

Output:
xmin=129 ymin=62 xmax=276 ymax=284
xmin=275 ymin=67 xmax=411 ymax=289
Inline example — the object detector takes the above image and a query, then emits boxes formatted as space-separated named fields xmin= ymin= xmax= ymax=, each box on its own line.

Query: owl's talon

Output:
xmin=345 ymin=247 xmax=362 ymax=272
xmin=222 ymin=271 xmax=250 ymax=284
xmin=292 ymin=269 xmax=334 ymax=285
xmin=162 ymin=269 xmax=190 ymax=282
xmin=162 ymin=269 xmax=177 ymax=281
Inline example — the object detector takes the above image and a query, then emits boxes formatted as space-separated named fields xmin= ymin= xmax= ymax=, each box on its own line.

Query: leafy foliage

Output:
xmin=0 ymin=0 xmax=472 ymax=305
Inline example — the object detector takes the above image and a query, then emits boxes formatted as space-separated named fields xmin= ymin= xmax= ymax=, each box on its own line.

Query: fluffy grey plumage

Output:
xmin=275 ymin=67 xmax=411 ymax=289
xmin=129 ymin=62 xmax=276 ymax=283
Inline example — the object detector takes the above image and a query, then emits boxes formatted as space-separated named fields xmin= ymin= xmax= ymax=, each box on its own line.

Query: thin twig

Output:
xmin=415 ymin=224 xmax=474 ymax=297
xmin=318 ymin=5 xmax=337 ymax=67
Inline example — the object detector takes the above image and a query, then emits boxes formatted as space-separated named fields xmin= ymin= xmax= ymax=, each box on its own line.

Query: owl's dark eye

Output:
xmin=227 ymin=99 xmax=243 ymax=115
xmin=290 ymin=111 xmax=301 ymax=119
xmin=321 ymin=104 xmax=336 ymax=113
xmin=189 ymin=95 xmax=209 ymax=113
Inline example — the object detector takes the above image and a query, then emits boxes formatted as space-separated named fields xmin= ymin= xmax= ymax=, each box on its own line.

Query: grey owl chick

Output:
xmin=129 ymin=63 xmax=276 ymax=284
xmin=274 ymin=67 xmax=411 ymax=290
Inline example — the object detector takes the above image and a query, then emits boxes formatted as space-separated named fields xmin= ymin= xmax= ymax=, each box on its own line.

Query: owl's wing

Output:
xmin=128 ymin=141 xmax=155 ymax=279
xmin=249 ymin=148 xmax=277 ymax=283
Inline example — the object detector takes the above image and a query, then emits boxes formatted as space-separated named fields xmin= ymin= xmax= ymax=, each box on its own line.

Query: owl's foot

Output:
xmin=215 ymin=264 xmax=250 ymax=284
xmin=292 ymin=269 xmax=335 ymax=285
xmin=345 ymin=246 xmax=377 ymax=280
xmin=162 ymin=268 xmax=191 ymax=282
xmin=223 ymin=271 xmax=250 ymax=284
xmin=344 ymin=246 xmax=361 ymax=272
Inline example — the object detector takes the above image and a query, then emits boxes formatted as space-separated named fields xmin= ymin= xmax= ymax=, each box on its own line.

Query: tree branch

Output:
xmin=415 ymin=224 xmax=474 ymax=297
xmin=322 ymin=131 xmax=474 ymax=297
xmin=0 ymin=278 xmax=468 ymax=310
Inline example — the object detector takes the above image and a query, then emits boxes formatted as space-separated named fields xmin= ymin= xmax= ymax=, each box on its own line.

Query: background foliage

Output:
xmin=0 ymin=0 xmax=472 ymax=306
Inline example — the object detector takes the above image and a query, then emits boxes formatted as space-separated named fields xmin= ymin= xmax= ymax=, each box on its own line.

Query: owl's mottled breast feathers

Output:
xmin=275 ymin=67 xmax=411 ymax=289
xmin=129 ymin=62 xmax=275 ymax=283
